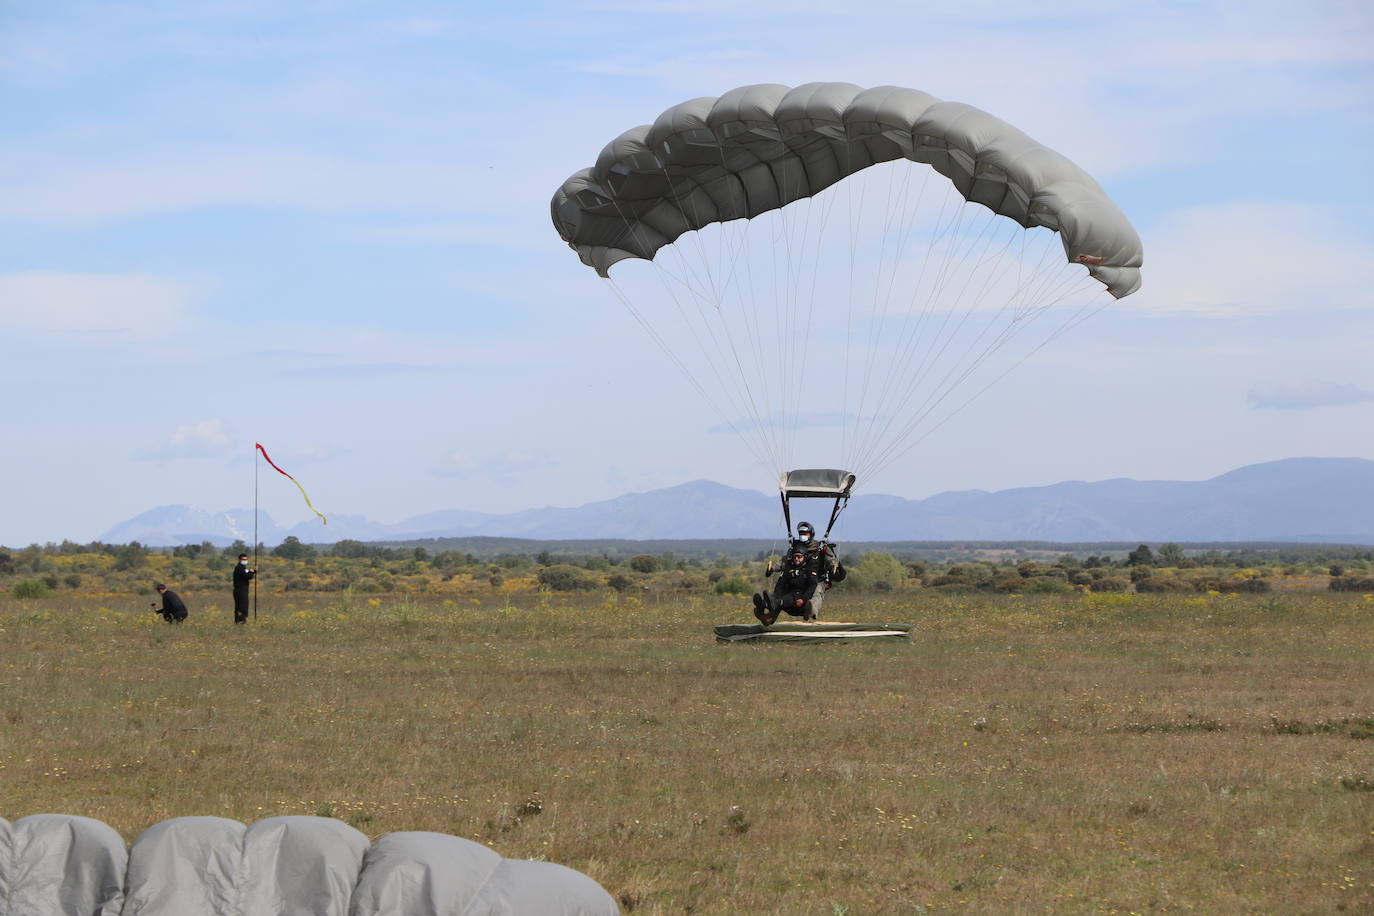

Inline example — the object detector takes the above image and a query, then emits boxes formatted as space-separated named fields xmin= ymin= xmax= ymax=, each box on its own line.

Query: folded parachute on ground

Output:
xmin=0 ymin=814 xmax=618 ymax=916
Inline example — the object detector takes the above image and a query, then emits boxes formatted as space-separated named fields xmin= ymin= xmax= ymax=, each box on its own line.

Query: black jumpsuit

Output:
xmin=232 ymin=563 xmax=255 ymax=624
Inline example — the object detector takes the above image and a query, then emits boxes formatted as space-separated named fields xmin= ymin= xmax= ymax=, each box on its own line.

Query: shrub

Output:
xmin=1134 ymin=576 xmax=1192 ymax=593
xmin=1193 ymin=577 xmax=1271 ymax=594
xmin=606 ymin=573 xmax=633 ymax=592
xmin=113 ymin=542 xmax=147 ymax=571
xmin=842 ymin=552 xmax=907 ymax=591
xmin=12 ymin=579 xmax=51 ymax=599
xmin=1330 ymin=575 xmax=1374 ymax=593
xmin=1089 ymin=577 xmax=1130 ymax=593
xmin=537 ymin=564 xmax=598 ymax=592
xmin=1026 ymin=578 xmax=1074 ymax=595
xmin=992 ymin=576 xmax=1025 ymax=593
xmin=713 ymin=576 xmax=753 ymax=596
xmin=629 ymin=555 xmax=659 ymax=574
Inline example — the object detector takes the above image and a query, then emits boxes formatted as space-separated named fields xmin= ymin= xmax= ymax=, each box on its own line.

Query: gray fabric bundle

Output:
xmin=0 ymin=814 xmax=618 ymax=915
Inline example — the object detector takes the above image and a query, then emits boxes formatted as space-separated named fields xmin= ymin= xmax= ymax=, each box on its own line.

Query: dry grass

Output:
xmin=1 ymin=589 xmax=1372 ymax=913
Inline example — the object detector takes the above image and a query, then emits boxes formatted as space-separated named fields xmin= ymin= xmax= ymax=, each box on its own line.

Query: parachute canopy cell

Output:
xmin=0 ymin=814 xmax=618 ymax=916
xmin=551 ymin=82 xmax=1142 ymax=298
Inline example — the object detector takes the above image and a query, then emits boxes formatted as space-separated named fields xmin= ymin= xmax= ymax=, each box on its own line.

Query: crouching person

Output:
xmin=151 ymin=583 xmax=188 ymax=624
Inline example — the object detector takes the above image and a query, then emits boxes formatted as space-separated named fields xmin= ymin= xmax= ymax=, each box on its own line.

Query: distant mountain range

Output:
xmin=100 ymin=457 xmax=1374 ymax=547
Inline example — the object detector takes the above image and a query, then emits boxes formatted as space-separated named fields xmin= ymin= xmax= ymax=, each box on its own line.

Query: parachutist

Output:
xmin=753 ymin=543 xmax=843 ymax=625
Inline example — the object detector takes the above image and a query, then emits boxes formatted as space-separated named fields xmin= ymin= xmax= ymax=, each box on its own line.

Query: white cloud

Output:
xmin=1248 ymin=380 xmax=1374 ymax=411
xmin=0 ymin=271 xmax=191 ymax=333
xmin=1125 ymin=203 xmax=1374 ymax=315
xmin=137 ymin=419 xmax=233 ymax=460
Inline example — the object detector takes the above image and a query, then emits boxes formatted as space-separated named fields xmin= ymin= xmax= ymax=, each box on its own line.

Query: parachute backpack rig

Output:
xmin=713 ymin=468 xmax=911 ymax=644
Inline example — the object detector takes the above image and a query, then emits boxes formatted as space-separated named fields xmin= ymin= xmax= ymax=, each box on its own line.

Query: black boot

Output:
xmin=752 ymin=593 xmax=770 ymax=625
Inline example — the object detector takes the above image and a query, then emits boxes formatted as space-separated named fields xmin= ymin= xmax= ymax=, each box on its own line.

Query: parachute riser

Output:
xmin=823 ymin=495 xmax=849 ymax=541
xmin=778 ymin=492 xmax=848 ymax=542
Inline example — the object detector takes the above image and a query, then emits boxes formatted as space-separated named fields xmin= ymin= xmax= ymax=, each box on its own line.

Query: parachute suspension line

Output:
xmin=734 ymin=210 xmax=783 ymax=470
xmin=842 ymin=164 xmax=945 ymax=470
xmin=853 ymin=225 xmax=1051 ymax=479
xmin=846 ymin=158 xmax=911 ymax=471
xmin=603 ymin=191 xmax=782 ymax=474
xmin=839 ymin=143 xmax=858 ymax=469
xmin=839 ymin=156 xmax=883 ymax=470
xmin=784 ymin=187 xmax=811 ymax=469
xmin=694 ymin=184 xmax=784 ymax=468
xmin=863 ymin=275 xmax=1109 ymax=481
xmin=784 ymin=171 xmax=840 ymax=472
xmin=854 ymin=204 xmax=1074 ymax=480
xmin=605 ymin=277 xmax=774 ymax=476
xmin=847 ymin=162 xmax=934 ymax=469
xmin=773 ymin=164 xmax=813 ymax=470
xmin=654 ymin=246 xmax=784 ymax=475
xmin=862 ymin=179 xmax=972 ymax=469
xmin=712 ymin=162 xmax=783 ymax=472
xmin=653 ymin=160 xmax=798 ymax=476
xmin=857 ymin=254 xmax=1106 ymax=481
xmin=849 ymin=178 xmax=970 ymax=469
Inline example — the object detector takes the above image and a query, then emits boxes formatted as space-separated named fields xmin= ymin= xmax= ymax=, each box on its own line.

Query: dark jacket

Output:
xmin=157 ymin=589 xmax=188 ymax=622
xmin=784 ymin=540 xmax=845 ymax=584
xmin=776 ymin=552 xmax=824 ymax=601
xmin=232 ymin=563 xmax=255 ymax=591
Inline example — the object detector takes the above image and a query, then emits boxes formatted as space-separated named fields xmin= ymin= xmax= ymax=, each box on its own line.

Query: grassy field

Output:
xmin=1 ymin=588 xmax=1372 ymax=913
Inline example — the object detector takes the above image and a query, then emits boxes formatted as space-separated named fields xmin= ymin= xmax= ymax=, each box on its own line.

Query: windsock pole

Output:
xmin=253 ymin=443 xmax=259 ymax=621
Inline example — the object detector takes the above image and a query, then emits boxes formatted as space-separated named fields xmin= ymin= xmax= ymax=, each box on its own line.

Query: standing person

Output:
xmin=150 ymin=583 xmax=188 ymax=623
xmin=232 ymin=553 xmax=256 ymax=624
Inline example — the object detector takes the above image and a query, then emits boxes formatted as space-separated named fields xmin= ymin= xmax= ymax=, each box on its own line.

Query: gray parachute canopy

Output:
xmin=551 ymin=82 xmax=1141 ymax=298
xmin=0 ymin=814 xmax=618 ymax=916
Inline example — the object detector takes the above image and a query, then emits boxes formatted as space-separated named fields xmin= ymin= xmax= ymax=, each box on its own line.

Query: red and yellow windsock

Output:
xmin=256 ymin=442 xmax=327 ymax=525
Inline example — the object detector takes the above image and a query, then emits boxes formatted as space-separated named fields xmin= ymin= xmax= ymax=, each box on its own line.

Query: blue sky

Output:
xmin=2 ymin=0 xmax=1372 ymax=545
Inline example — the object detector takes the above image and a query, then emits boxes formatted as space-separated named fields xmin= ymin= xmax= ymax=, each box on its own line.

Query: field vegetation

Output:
xmin=1 ymin=541 xmax=1372 ymax=912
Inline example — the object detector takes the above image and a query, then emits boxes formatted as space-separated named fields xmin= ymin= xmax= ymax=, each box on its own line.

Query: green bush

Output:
xmin=713 ymin=576 xmax=752 ymax=596
xmin=1195 ymin=577 xmax=1270 ymax=594
xmin=1088 ymin=576 xmax=1130 ymax=592
xmin=1134 ymin=576 xmax=1192 ymax=593
xmin=1026 ymin=578 xmax=1074 ymax=594
xmin=1330 ymin=575 xmax=1374 ymax=593
xmin=842 ymin=552 xmax=908 ymax=591
xmin=12 ymin=579 xmax=51 ymax=599
xmin=537 ymin=564 xmax=598 ymax=592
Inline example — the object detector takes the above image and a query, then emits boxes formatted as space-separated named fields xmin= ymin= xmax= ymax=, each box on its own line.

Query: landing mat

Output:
xmin=714 ymin=622 xmax=911 ymax=644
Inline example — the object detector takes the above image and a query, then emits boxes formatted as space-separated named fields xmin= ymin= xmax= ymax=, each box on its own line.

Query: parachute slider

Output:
xmin=779 ymin=469 xmax=856 ymax=541
xmin=779 ymin=468 xmax=856 ymax=499
xmin=1076 ymin=253 xmax=1105 ymax=264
